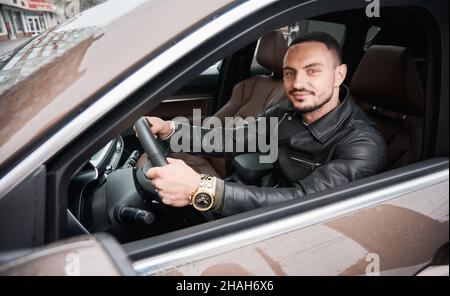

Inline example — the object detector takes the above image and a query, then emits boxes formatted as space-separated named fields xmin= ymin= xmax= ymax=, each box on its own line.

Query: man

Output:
xmin=144 ymin=32 xmax=388 ymax=216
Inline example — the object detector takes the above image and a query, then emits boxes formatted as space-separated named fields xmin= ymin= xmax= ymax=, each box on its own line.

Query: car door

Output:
xmin=130 ymin=160 xmax=448 ymax=276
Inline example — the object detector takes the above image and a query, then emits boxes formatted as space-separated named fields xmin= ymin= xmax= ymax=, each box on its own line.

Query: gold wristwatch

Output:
xmin=190 ymin=174 xmax=216 ymax=211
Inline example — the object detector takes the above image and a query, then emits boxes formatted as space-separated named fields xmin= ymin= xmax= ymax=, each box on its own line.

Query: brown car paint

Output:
xmin=155 ymin=181 xmax=448 ymax=276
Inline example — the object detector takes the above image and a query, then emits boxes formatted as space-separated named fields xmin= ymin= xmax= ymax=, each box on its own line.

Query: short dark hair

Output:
xmin=289 ymin=31 xmax=342 ymax=65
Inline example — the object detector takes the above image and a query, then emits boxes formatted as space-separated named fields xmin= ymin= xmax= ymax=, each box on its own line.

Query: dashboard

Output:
xmin=68 ymin=136 xmax=139 ymax=231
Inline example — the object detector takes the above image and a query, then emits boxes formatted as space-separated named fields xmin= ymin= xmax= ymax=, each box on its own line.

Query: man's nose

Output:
xmin=292 ymin=74 xmax=306 ymax=89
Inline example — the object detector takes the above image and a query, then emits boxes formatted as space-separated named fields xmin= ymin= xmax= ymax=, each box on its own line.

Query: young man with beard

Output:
xmin=143 ymin=32 xmax=388 ymax=216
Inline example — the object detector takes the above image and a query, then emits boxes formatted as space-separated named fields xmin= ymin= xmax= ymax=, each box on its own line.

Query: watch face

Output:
xmin=193 ymin=192 xmax=213 ymax=210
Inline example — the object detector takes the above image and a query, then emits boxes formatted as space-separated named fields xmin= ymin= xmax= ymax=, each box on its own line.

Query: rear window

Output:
xmin=287 ymin=20 xmax=346 ymax=46
xmin=251 ymin=20 xmax=346 ymax=75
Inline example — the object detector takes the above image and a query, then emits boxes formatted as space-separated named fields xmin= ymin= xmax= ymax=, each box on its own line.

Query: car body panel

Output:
xmin=133 ymin=169 xmax=448 ymax=275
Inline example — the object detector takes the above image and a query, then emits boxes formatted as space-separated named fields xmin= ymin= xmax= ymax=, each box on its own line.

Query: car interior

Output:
xmin=63 ymin=6 xmax=439 ymax=245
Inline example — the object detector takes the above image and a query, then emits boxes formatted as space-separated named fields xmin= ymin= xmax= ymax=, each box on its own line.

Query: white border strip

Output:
xmin=133 ymin=169 xmax=449 ymax=275
xmin=0 ymin=0 xmax=278 ymax=200
xmin=162 ymin=96 xmax=212 ymax=103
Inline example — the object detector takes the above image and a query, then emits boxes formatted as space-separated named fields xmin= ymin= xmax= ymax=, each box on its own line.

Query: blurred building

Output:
xmin=0 ymin=0 xmax=58 ymax=41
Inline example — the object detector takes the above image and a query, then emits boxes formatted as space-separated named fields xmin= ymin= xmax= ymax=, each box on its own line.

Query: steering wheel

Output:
xmin=134 ymin=117 xmax=168 ymax=199
xmin=133 ymin=117 xmax=207 ymax=225
xmin=135 ymin=117 xmax=168 ymax=166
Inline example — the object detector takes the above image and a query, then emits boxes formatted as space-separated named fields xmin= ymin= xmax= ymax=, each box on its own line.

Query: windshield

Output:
xmin=0 ymin=0 xmax=233 ymax=174
xmin=0 ymin=0 xmax=131 ymax=95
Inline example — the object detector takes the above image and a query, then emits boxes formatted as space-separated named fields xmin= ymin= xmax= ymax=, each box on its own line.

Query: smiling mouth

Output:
xmin=291 ymin=92 xmax=313 ymax=99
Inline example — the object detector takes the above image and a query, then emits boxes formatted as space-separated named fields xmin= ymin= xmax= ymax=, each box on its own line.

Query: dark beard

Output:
xmin=298 ymin=90 xmax=334 ymax=114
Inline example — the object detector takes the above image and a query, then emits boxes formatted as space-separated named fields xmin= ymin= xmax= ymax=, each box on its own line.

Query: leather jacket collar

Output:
xmin=288 ymin=85 xmax=354 ymax=144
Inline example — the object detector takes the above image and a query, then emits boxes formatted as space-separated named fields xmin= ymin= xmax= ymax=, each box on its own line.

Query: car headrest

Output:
xmin=350 ymin=45 xmax=424 ymax=117
xmin=256 ymin=31 xmax=287 ymax=76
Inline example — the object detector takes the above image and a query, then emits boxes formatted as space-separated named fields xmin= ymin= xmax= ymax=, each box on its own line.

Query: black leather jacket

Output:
xmin=171 ymin=86 xmax=388 ymax=216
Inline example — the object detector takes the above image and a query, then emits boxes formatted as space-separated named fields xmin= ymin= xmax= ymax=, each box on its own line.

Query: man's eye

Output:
xmin=309 ymin=68 xmax=320 ymax=74
xmin=284 ymin=72 xmax=294 ymax=79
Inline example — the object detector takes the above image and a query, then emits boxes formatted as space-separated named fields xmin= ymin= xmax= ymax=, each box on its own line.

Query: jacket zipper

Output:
xmin=290 ymin=156 xmax=321 ymax=169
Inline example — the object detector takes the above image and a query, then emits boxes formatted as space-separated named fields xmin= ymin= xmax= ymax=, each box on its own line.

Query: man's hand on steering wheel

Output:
xmin=134 ymin=116 xmax=201 ymax=208
xmin=144 ymin=116 xmax=173 ymax=139
xmin=146 ymin=158 xmax=201 ymax=207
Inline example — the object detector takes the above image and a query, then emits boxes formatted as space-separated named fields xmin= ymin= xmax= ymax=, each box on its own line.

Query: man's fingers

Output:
xmin=145 ymin=117 xmax=162 ymax=138
xmin=151 ymin=177 xmax=161 ymax=188
xmin=167 ymin=157 xmax=177 ymax=164
xmin=146 ymin=167 xmax=159 ymax=179
xmin=160 ymin=195 xmax=172 ymax=206
xmin=167 ymin=157 xmax=183 ymax=164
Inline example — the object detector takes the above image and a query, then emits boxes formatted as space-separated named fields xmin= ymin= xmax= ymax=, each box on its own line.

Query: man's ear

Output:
xmin=335 ymin=64 xmax=347 ymax=87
